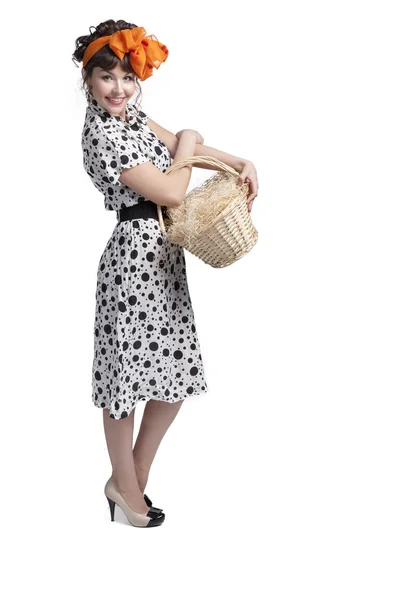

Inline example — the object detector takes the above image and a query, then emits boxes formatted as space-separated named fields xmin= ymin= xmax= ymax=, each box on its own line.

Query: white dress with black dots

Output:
xmin=81 ymin=96 xmax=209 ymax=419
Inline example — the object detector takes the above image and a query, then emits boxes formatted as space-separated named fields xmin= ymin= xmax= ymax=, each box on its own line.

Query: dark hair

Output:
xmin=72 ymin=19 xmax=143 ymax=109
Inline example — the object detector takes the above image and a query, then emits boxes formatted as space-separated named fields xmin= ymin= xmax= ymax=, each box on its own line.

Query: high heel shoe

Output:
xmin=105 ymin=477 xmax=165 ymax=528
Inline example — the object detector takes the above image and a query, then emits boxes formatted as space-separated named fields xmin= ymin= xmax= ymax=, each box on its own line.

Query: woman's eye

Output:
xmin=102 ymin=75 xmax=133 ymax=81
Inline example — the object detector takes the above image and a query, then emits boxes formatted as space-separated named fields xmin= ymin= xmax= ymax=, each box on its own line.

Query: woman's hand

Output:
xmin=237 ymin=161 xmax=259 ymax=212
xmin=175 ymin=129 xmax=204 ymax=145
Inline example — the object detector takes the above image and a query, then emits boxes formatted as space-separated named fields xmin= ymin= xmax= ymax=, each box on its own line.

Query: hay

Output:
xmin=164 ymin=171 xmax=250 ymax=246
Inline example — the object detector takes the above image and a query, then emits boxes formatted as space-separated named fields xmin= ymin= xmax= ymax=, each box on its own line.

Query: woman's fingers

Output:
xmin=237 ymin=162 xmax=259 ymax=213
xmin=247 ymin=195 xmax=257 ymax=212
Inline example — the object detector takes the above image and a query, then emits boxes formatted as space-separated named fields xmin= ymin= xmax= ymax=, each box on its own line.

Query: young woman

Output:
xmin=72 ymin=19 xmax=258 ymax=529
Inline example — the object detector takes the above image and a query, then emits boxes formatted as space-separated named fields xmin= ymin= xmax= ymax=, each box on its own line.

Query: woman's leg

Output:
xmin=103 ymin=407 xmax=149 ymax=514
xmin=133 ymin=399 xmax=185 ymax=493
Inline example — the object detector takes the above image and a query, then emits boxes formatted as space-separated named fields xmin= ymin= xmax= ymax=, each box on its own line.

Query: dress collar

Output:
xmin=86 ymin=94 xmax=136 ymax=125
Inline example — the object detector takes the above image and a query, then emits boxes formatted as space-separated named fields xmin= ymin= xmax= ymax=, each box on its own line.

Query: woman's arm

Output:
xmin=191 ymin=143 xmax=246 ymax=172
xmin=148 ymin=118 xmax=247 ymax=172
xmin=147 ymin=118 xmax=258 ymax=210
xmin=192 ymin=145 xmax=258 ymax=212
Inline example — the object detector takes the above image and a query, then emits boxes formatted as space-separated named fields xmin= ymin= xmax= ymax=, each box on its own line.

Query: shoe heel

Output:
xmin=104 ymin=477 xmax=165 ymax=528
xmin=107 ymin=496 xmax=116 ymax=521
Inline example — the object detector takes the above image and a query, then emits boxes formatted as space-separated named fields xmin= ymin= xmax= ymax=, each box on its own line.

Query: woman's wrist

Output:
xmin=237 ymin=158 xmax=251 ymax=172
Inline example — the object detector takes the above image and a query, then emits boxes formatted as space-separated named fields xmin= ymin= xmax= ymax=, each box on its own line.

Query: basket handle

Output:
xmin=157 ymin=155 xmax=242 ymax=233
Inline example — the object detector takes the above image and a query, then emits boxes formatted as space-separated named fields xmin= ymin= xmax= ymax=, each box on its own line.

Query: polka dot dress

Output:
xmin=81 ymin=95 xmax=209 ymax=419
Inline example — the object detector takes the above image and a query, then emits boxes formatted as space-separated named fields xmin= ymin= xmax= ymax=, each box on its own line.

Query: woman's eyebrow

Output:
xmin=100 ymin=70 xmax=130 ymax=75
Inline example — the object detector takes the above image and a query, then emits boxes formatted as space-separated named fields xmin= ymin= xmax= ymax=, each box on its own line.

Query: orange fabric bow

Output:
xmin=82 ymin=27 xmax=168 ymax=81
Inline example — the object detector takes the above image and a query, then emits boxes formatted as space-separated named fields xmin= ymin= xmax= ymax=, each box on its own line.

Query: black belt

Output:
xmin=117 ymin=201 xmax=165 ymax=223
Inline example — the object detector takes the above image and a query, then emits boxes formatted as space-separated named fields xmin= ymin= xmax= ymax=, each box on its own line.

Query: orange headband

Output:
xmin=82 ymin=26 xmax=168 ymax=81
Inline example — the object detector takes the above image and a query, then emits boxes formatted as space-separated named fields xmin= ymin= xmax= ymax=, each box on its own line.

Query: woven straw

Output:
xmin=155 ymin=156 xmax=258 ymax=268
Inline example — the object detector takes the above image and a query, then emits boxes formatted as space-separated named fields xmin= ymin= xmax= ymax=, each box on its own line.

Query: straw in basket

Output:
xmin=155 ymin=156 xmax=258 ymax=268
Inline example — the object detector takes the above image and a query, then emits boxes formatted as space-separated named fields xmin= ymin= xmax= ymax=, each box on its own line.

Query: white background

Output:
xmin=1 ymin=1 xmax=399 ymax=598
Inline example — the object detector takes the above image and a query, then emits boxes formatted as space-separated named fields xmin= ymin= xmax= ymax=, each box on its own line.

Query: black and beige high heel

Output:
xmin=105 ymin=477 xmax=165 ymax=528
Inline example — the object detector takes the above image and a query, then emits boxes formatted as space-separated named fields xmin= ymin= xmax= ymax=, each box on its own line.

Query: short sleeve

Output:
xmin=91 ymin=122 xmax=150 ymax=188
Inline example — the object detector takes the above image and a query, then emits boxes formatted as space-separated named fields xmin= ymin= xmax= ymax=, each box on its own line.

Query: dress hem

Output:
xmin=93 ymin=385 xmax=209 ymax=420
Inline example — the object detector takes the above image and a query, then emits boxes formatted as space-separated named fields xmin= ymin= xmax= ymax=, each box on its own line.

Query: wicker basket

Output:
xmin=155 ymin=156 xmax=258 ymax=268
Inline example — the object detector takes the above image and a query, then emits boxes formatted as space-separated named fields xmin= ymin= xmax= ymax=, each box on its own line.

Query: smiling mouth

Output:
xmin=106 ymin=97 xmax=126 ymax=104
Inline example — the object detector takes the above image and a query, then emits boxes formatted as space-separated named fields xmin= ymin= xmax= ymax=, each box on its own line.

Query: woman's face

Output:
xmin=84 ymin=64 xmax=136 ymax=117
